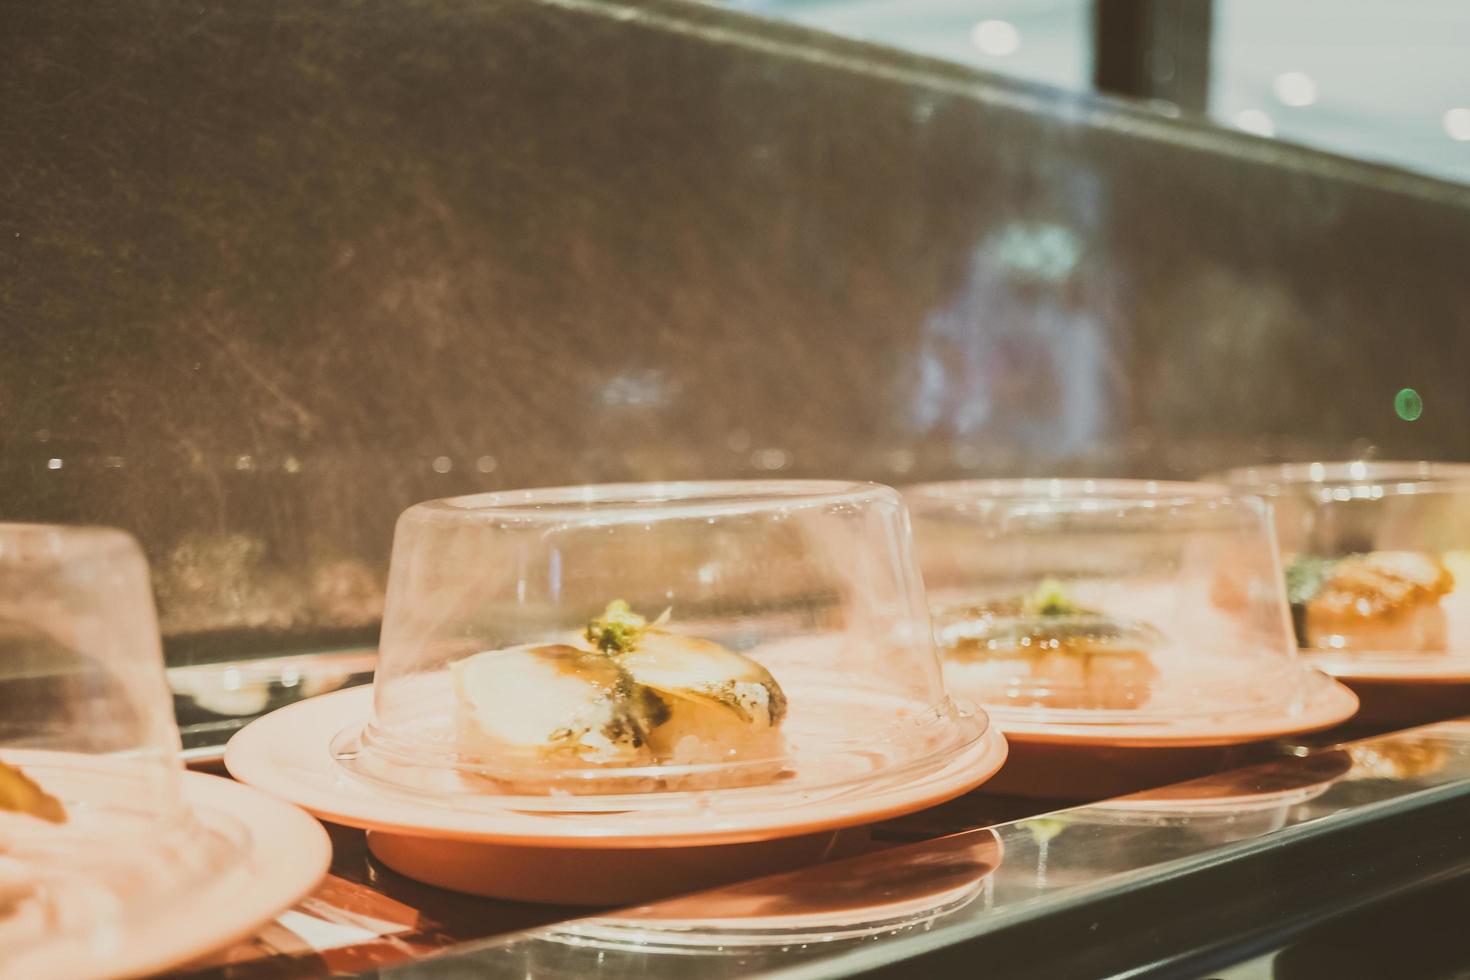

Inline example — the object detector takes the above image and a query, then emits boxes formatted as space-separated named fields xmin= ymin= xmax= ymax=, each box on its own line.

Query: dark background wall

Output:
xmin=4 ymin=0 xmax=1469 ymax=661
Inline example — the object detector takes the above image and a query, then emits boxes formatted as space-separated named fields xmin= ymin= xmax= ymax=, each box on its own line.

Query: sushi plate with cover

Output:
xmin=904 ymin=480 xmax=1360 ymax=798
xmin=226 ymin=682 xmax=1007 ymax=904
xmin=0 ymin=523 xmax=328 ymax=980
xmin=1218 ymin=461 xmax=1470 ymax=725
xmin=228 ymin=482 xmax=1009 ymax=905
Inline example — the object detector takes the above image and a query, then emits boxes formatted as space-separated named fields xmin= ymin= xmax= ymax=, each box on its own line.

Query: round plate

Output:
xmin=362 ymin=826 xmax=867 ymax=906
xmin=6 ymin=771 xmax=329 ymax=980
xmin=1309 ymin=656 xmax=1470 ymax=684
xmin=225 ymin=686 xmax=1009 ymax=848
xmin=992 ymin=672 xmax=1358 ymax=748
xmin=1333 ymin=676 xmax=1470 ymax=727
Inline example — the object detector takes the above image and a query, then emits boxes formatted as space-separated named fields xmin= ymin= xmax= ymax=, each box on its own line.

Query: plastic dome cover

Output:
xmin=903 ymin=480 xmax=1311 ymax=726
xmin=339 ymin=481 xmax=986 ymax=809
xmin=0 ymin=525 xmax=241 ymax=969
xmin=1217 ymin=462 xmax=1470 ymax=673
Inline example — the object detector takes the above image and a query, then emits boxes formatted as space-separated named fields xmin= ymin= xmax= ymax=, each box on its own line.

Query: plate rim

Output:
xmin=225 ymin=686 xmax=1009 ymax=848
xmin=4 ymin=769 xmax=329 ymax=980
xmin=991 ymin=673 xmax=1359 ymax=747
xmin=1314 ymin=660 xmax=1470 ymax=684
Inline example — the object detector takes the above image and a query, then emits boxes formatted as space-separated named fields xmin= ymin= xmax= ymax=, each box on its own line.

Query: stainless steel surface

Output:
xmin=5 ymin=0 xmax=1470 ymax=665
xmin=376 ymin=719 xmax=1470 ymax=977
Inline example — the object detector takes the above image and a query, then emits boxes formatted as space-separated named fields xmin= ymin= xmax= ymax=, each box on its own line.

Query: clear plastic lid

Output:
xmin=903 ymin=480 xmax=1311 ymax=727
xmin=0 ymin=524 xmax=240 ymax=968
xmin=1215 ymin=461 xmax=1470 ymax=673
xmin=338 ymin=481 xmax=986 ymax=810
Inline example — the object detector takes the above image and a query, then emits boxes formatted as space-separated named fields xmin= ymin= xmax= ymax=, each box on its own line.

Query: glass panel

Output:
xmin=386 ymin=719 xmax=1470 ymax=977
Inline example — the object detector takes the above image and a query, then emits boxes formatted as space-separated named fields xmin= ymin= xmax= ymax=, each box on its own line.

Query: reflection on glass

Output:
xmin=1090 ymin=749 xmax=1352 ymax=844
xmin=564 ymin=831 xmax=1001 ymax=949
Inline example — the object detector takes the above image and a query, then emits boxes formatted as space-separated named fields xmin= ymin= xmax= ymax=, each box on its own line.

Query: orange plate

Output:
xmin=1336 ymin=677 xmax=1470 ymax=727
xmin=1309 ymin=654 xmax=1470 ymax=685
xmin=226 ymin=687 xmax=1008 ymax=903
xmin=981 ymin=740 xmax=1262 ymax=800
xmin=981 ymin=673 xmax=1357 ymax=799
xmin=1302 ymin=649 xmax=1470 ymax=727
xmin=992 ymin=672 xmax=1358 ymax=747
xmin=5 ymin=771 xmax=329 ymax=980
xmin=367 ymin=826 xmax=873 ymax=907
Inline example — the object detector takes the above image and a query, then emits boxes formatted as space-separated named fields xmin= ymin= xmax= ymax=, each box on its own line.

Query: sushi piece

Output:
xmin=588 ymin=602 xmax=786 ymax=773
xmin=0 ymin=760 xmax=65 ymax=824
xmin=451 ymin=601 xmax=788 ymax=791
xmin=451 ymin=643 xmax=668 ymax=775
xmin=1287 ymin=551 xmax=1453 ymax=653
xmin=935 ymin=579 xmax=1161 ymax=711
xmin=588 ymin=599 xmax=793 ymax=781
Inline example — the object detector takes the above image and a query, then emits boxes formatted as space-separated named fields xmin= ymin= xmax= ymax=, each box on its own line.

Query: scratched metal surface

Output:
xmin=4 ymin=0 xmax=1470 ymax=664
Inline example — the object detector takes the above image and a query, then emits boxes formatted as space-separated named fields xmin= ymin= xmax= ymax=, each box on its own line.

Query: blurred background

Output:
xmin=731 ymin=0 xmax=1470 ymax=184
xmin=5 ymin=0 xmax=1470 ymax=740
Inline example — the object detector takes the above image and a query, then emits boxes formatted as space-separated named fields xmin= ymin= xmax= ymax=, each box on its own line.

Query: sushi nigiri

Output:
xmin=1287 ymin=551 xmax=1453 ymax=653
xmin=452 ymin=601 xmax=787 ymax=791
xmin=936 ymin=579 xmax=1160 ymax=711
xmin=452 ymin=643 xmax=668 ymax=772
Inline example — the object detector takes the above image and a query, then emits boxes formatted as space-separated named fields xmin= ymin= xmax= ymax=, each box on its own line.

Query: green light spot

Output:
xmin=1395 ymin=387 xmax=1423 ymax=422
